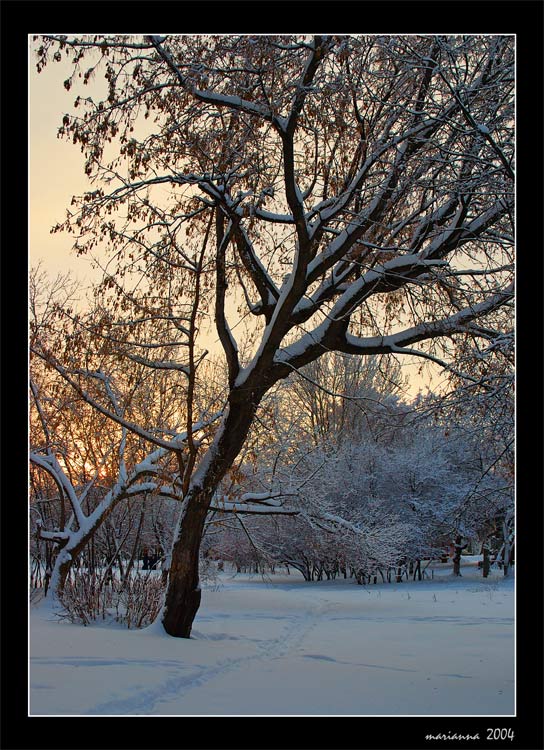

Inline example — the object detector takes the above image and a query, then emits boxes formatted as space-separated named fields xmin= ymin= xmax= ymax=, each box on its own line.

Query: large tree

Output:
xmin=33 ymin=34 xmax=514 ymax=636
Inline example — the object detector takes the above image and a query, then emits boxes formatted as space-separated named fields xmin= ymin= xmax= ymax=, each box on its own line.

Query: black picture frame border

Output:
xmin=2 ymin=2 xmax=542 ymax=749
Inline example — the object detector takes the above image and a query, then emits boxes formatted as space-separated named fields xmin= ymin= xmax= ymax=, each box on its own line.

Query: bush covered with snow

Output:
xmin=56 ymin=570 xmax=164 ymax=628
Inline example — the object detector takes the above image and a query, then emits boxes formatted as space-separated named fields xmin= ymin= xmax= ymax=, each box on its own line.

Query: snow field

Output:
xmin=30 ymin=567 xmax=514 ymax=716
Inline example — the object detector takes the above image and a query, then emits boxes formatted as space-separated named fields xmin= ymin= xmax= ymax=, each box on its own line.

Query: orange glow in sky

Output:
xmin=29 ymin=41 xmax=101 ymax=285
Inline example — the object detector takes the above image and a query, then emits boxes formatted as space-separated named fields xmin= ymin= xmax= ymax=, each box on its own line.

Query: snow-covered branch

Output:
xmin=149 ymin=36 xmax=283 ymax=128
xmin=339 ymin=282 xmax=514 ymax=356
xmin=31 ymin=346 xmax=221 ymax=451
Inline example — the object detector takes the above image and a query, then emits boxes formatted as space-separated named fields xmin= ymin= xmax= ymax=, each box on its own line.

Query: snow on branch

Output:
xmin=148 ymin=36 xmax=284 ymax=129
xmin=211 ymin=490 xmax=299 ymax=514
xmin=273 ymin=256 xmax=449 ymax=370
xmin=123 ymin=352 xmax=191 ymax=375
xmin=30 ymin=452 xmax=87 ymax=530
xmin=31 ymin=346 xmax=221 ymax=451
xmin=30 ymin=434 xmax=176 ymax=597
xmin=210 ymin=501 xmax=299 ymax=516
xmin=340 ymin=281 xmax=514 ymax=357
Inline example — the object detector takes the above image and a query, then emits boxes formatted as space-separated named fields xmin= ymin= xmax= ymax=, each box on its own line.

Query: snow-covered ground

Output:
xmin=29 ymin=563 xmax=514 ymax=716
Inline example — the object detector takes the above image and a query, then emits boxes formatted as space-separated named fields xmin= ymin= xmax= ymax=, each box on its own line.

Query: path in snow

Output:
xmin=85 ymin=596 xmax=334 ymax=714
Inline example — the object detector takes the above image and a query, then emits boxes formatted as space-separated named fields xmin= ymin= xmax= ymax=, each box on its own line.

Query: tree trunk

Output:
xmin=482 ymin=543 xmax=491 ymax=578
xmin=49 ymin=547 xmax=73 ymax=600
xmin=47 ymin=518 xmax=111 ymax=601
xmin=161 ymin=491 xmax=209 ymax=637
xmin=503 ymin=539 xmax=511 ymax=577
xmin=161 ymin=392 xmax=260 ymax=637
xmin=453 ymin=535 xmax=467 ymax=576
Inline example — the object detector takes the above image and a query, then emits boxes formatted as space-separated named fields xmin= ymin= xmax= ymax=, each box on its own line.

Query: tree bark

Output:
xmin=161 ymin=391 xmax=261 ymax=637
xmin=482 ymin=542 xmax=491 ymax=578
xmin=453 ymin=535 xmax=468 ymax=576
xmin=161 ymin=490 xmax=209 ymax=637
xmin=502 ymin=539 xmax=511 ymax=577
xmin=49 ymin=546 xmax=74 ymax=599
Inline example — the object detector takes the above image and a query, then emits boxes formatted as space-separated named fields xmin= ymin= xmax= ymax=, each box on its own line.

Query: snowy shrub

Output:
xmin=115 ymin=573 xmax=164 ymax=629
xmin=56 ymin=570 xmax=164 ymax=628
xmin=199 ymin=555 xmax=221 ymax=590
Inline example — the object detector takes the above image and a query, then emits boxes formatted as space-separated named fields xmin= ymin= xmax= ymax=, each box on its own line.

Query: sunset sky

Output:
xmin=29 ymin=40 xmax=101 ymax=285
